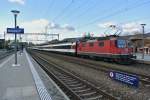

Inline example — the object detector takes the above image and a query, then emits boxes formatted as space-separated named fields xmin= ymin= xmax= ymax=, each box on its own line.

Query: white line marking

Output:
xmin=34 ymin=57 xmax=70 ymax=100
xmin=25 ymin=50 xmax=52 ymax=100
xmin=0 ymin=54 xmax=14 ymax=68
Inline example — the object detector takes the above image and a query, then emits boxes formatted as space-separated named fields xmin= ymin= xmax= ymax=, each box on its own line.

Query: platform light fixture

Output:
xmin=11 ymin=10 xmax=20 ymax=65
xmin=140 ymin=24 xmax=146 ymax=59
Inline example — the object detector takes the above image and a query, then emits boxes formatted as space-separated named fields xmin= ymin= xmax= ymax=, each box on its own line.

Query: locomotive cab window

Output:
xmin=117 ymin=40 xmax=126 ymax=48
xmin=99 ymin=42 xmax=104 ymax=47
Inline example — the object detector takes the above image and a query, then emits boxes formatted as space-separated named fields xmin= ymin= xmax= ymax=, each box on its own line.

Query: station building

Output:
xmin=130 ymin=33 xmax=150 ymax=54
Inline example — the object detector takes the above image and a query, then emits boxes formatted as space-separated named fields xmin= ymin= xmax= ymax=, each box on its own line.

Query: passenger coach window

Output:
xmin=99 ymin=42 xmax=104 ymax=47
xmin=53 ymin=45 xmax=71 ymax=49
xmin=89 ymin=43 xmax=94 ymax=47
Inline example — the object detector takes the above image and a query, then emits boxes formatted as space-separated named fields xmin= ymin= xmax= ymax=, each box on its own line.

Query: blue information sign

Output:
xmin=109 ymin=71 xmax=139 ymax=87
xmin=7 ymin=28 xmax=24 ymax=34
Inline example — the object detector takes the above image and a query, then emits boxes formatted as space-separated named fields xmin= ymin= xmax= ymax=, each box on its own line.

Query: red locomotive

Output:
xmin=33 ymin=35 xmax=135 ymax=64
xmin=74 ymin=35 xmax=135 ymax=64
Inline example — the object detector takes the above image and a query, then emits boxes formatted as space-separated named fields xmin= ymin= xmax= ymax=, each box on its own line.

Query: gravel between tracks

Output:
xmin=29 ymin=54 xmax=70 ymax=100
xmin=37 ymin=52 xmax=150 ymax=100
xmin=48 ymin=52 xmax=150 ymax=76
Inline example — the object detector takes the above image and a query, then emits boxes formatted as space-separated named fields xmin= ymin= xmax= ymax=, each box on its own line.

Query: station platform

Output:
xmin=135 ymin=53 xmax=150 ymax=64
xmin=0 ymin=50 xmax=53 ymax=100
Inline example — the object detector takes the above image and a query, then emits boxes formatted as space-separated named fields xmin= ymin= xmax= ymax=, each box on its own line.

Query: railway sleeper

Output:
xmin=60 ymin=76 xmax=72 ymax=79
xmin=142 ymin=77 xmax=150 ymax=81
xmin=79 ymin=91 xmax=97 ymax=97
xmin=58 ymin=74 xmax=71 ymax=77
xmin=60 ymin=77 xmax=75 ymax=80
xmin=140 ymin=78 xmax=150 ymax=84
xmin=58 ymin=76 xmax=75 ymax=80
xmin=64 ymin=79 xmax=79 ymax=83
xmin=66 ymin=81 xmax=79 ymax=85
xmin=58 ymin=76 xmax=76 ymax=80
xmin=53 ymin=72 xmax=63 ymax=76
xmin=80 ymin=92 xmax=103 ymax=100
xmin=54 ymin=72 xmax=63 ymax=75
xmin=57 ymin=74 xmax=67 ymax=78
xmin=75 ymin=89 xmax=95 ymax=95
xmin=68 ymin=83 xmax=83 ymax=87
xmin=71 ymin=85 xmax=87 ymax=90
xmin=74 ymin=88 xmax=91 ymax=93
xmin=60 ymin=78 xmax=77 ymax=82
xmin=55 ymin=74 xmax=67 ymax=77
xmin=63 ymin=80 xmax=79 ymax=84
xmin=83 ymin=94 xmax=103 ymax=100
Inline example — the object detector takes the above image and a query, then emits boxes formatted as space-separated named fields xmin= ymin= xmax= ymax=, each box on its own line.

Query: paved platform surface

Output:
xmin=135 ymin=53 xmax=150 ymax=61
xmin=134 ymin=53 xmax=150 ymax=64
xmin=0 ymin=49 xmax=7 ymax=55
xmin=0 ymin=51 xmax=40 ymax=100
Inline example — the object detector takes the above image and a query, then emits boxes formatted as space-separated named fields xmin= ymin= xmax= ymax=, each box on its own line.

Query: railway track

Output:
xmin=0 ymin=50 xmax=14 ymax=60
xmin=135 ymin=59 xmax=150 ymax=65
xmin=32 ymin=50 xmax=150 ymax=86
xmin=29 ymin=51 xmax=118 ymax=100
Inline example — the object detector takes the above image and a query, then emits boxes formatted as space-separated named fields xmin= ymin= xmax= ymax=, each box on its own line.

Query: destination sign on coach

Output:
xmin=109 ymin=71 xmax=139 ymax=87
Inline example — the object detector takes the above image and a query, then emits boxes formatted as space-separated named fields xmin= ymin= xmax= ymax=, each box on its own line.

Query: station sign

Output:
xmin=7 ymin=28 xmax=24 ymax=34
xmin=109 ymin=71 xmax=139 ymax=87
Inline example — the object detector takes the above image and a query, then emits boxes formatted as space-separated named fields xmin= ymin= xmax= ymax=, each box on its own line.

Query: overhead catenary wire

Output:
xmin=81 ymin=16 xmax=150 ymax=36
xmin=46 ymin=0 xmax=128 ymax=28
xmin=76 ymin=0 xmax=150 ymax=29
xmin=58 ymin=0 xmax=89 ymax=22
xmin=43 ymin=0 xmax=55 ymax=32
xmin=43 ymin=0 xmax=55 ymax=18
xmin=60 ymin=0 xmax=123 ymax=25
xmin=44 ymin=0 xmax=149 ymax=38
xmin=65 ymin=0 xmax=97 ymax=24
xmin=52 ymin=0 xmax=74 ymax=22
xmin=70 ymin=2 xmax=99 ymax=21
xmin=85 ymin=16 xmax=150 ymax=37
xmin=69 ymin=2 xmax=123 ymax=28
xmin=45 ymin=0 xmax=86 ymax=31
xmin=73 ymin=1 xmax=125 ymax=28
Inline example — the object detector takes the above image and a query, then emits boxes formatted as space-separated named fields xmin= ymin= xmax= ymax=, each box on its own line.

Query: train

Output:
xmin=32 ymin=35 xmax=136 ymax=64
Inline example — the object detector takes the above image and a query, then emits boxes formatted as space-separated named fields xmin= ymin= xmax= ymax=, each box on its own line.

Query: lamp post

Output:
xmin=11 ymin=10 xmax=20 ymax=65
xmin=141 ymin=24 xmax=146 ymax=59
xmin=4 ymin=31 xmax=6 ymax=49
xmin=45 ymin=25 xmax=48 ymax=34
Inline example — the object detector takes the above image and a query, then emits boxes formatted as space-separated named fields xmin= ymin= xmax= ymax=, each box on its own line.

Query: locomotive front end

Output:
xmin=115 ymin=39 xmax=136 ymax=64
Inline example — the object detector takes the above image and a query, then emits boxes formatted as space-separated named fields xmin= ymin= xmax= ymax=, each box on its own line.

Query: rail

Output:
xmin=0 ymin=50 xmax=14 ymax=60
xmin=28 ymin=50 xmax=118 ymax=100
xmin=32 ymin=49 xmax=150 ymax=86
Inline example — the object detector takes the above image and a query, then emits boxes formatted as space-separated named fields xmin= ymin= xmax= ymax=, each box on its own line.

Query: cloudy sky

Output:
xmin=0 ymin=0 xmax=150 ymax=42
